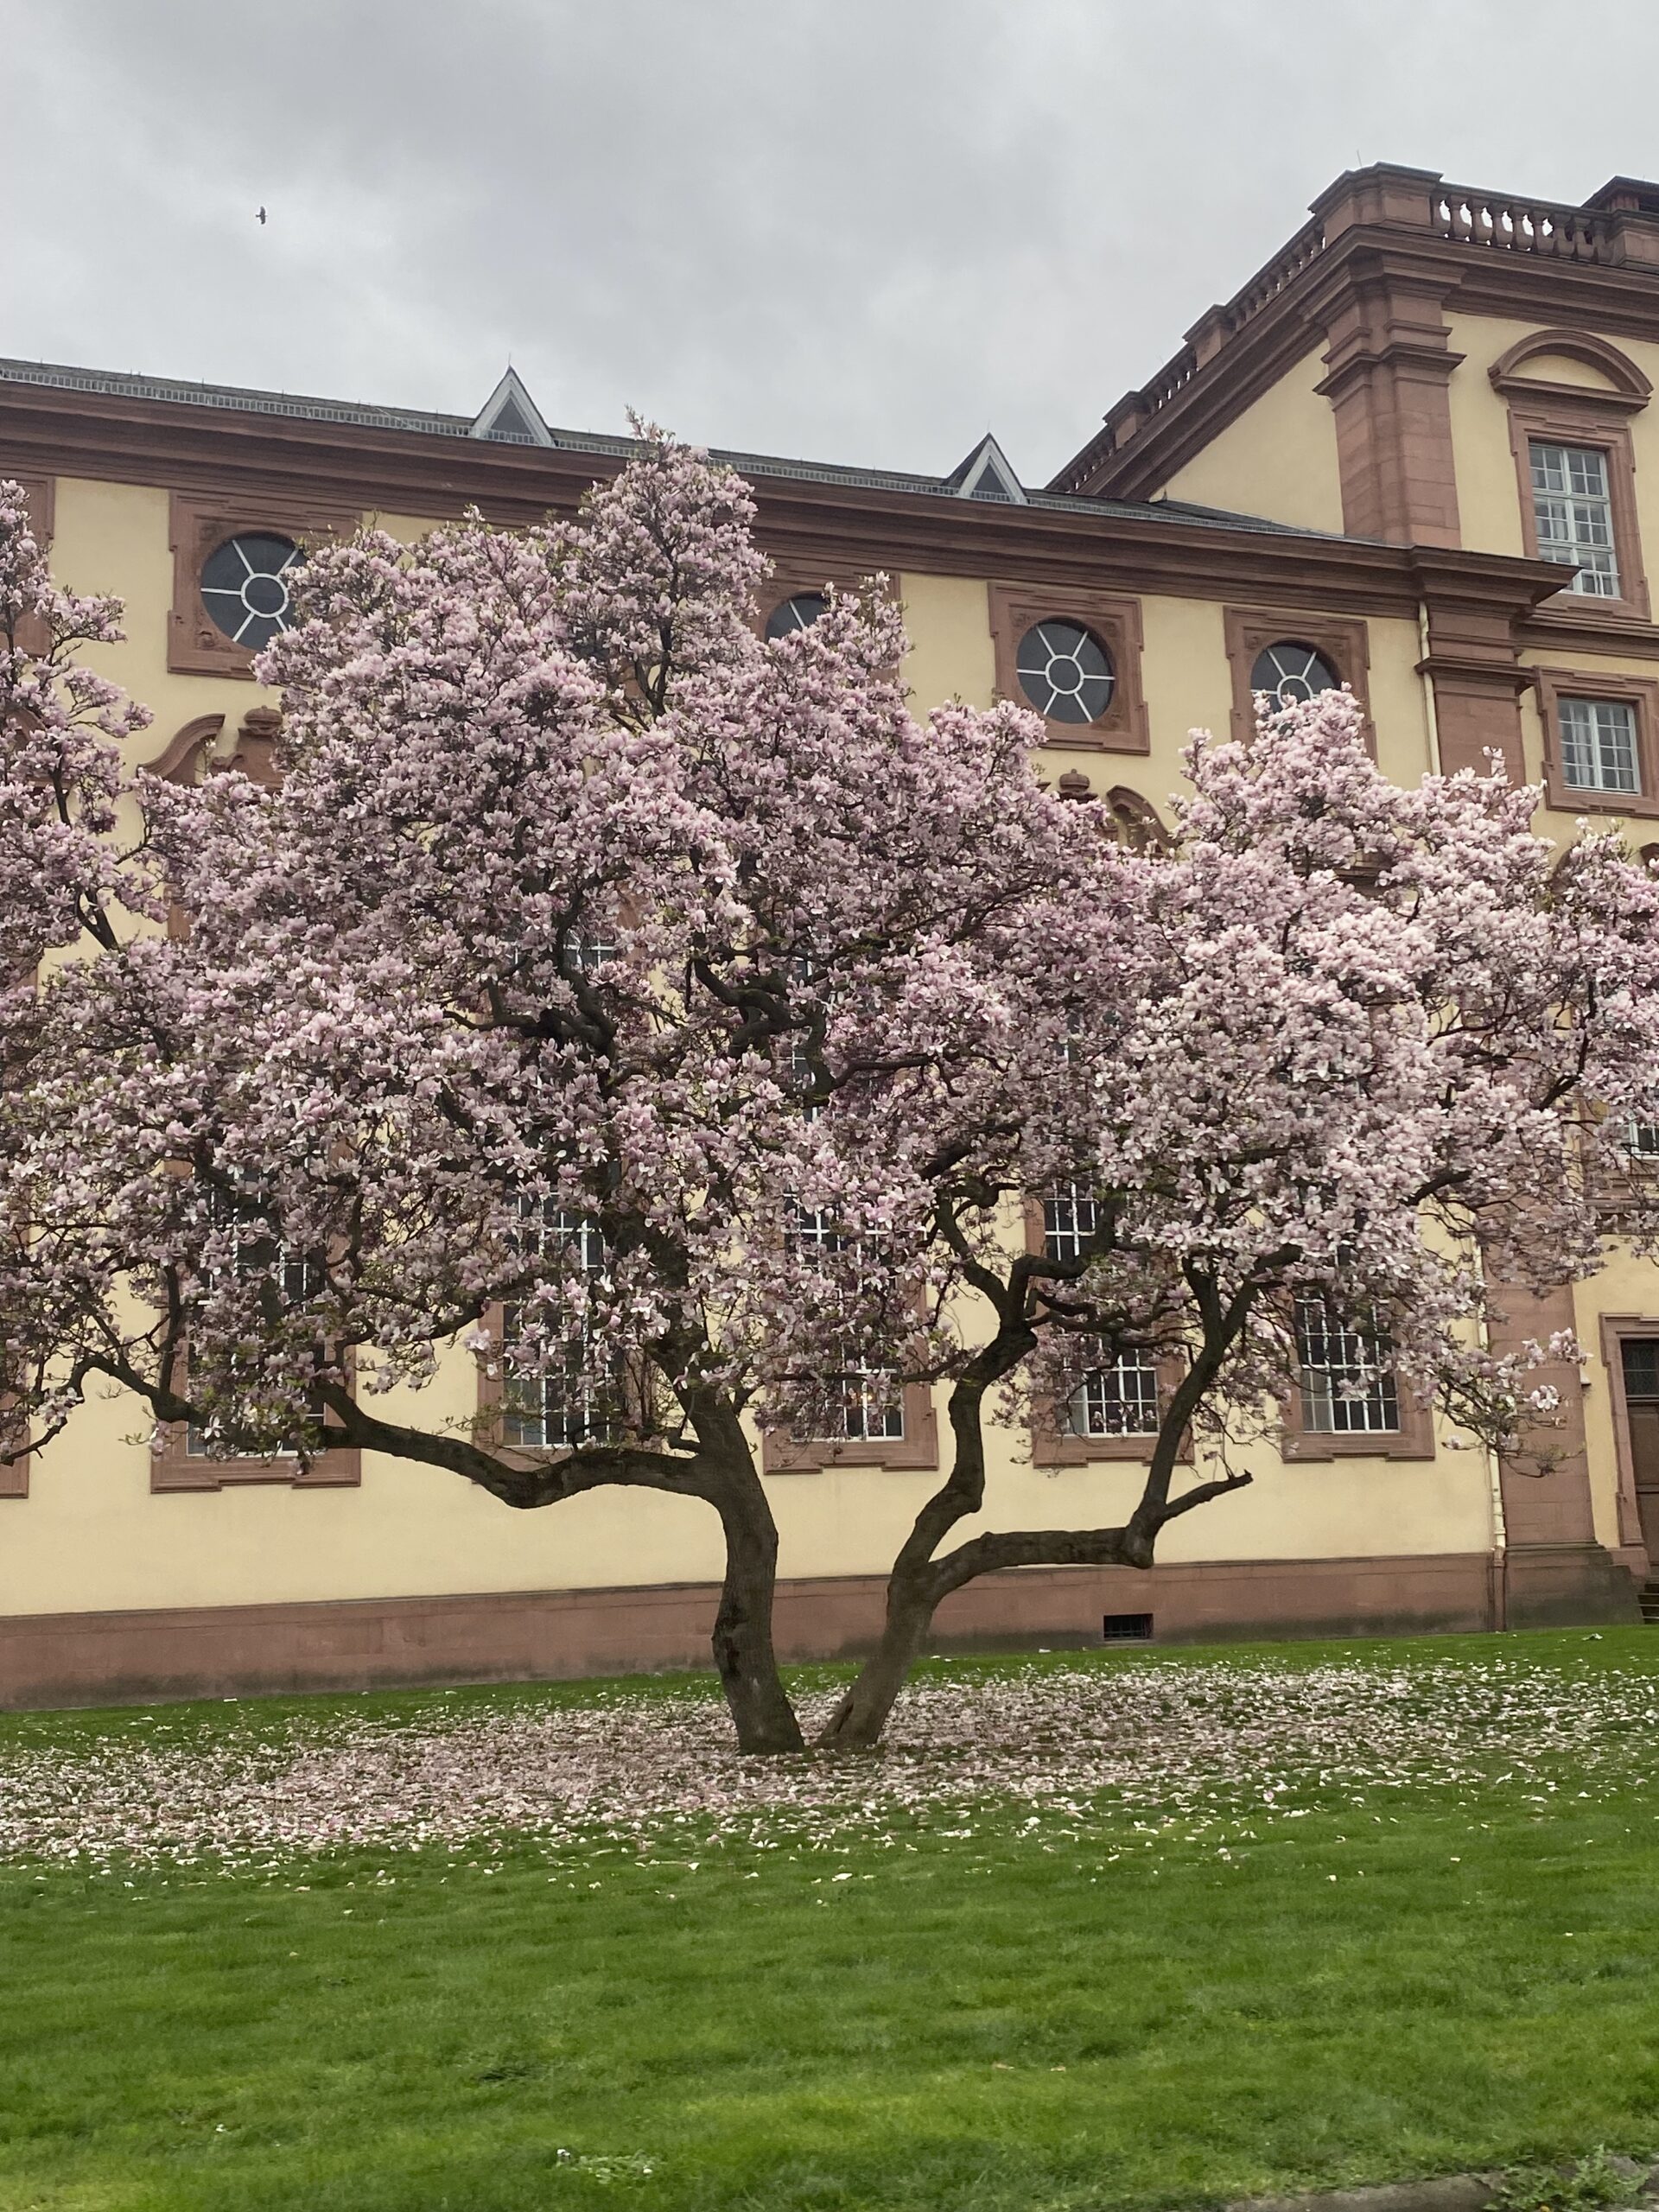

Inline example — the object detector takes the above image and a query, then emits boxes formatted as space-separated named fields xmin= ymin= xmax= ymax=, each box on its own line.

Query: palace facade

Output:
xmin=8 ymin=162 xmax=1659 ymax=1705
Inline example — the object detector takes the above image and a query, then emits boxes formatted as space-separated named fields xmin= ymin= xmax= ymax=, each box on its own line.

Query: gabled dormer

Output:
xmin=470 ymin=366 xmax=554 ymax=447
xmin=946 ymin=432 xmax=1028 ymax=505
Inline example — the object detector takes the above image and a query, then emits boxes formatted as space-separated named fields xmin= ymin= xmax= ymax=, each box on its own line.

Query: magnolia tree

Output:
xmin=0 ymin=448 xmax=1098 ymax=1755
xmin=7 ymin=447 xmax=1659 ymax=1761
xmin=810 ymin=687 xmax=1659 ymax=1743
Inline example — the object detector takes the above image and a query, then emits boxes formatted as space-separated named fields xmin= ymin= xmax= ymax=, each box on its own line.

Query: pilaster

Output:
xmin=1313 ymin=262 xmax=1465 ymax=546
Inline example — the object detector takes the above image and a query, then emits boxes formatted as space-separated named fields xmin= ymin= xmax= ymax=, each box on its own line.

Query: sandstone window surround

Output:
xmin=761 ymin=1368 xmax=939 ymax=1474
xmin=3 ymin=472 xmax=54 ymax=548
xmin=1531 ymin=666 xmax=1659 ymax=819
xmin=988 ymin=584 xmax=1148 ymax=755
xmin=1496 ymin=328 xmax=1653 ymax=626
xmin=4 ymin=474 xmax=55 ymax=657
xmin=1280 ymin=1295 xmax=1434 ymax=1463
xmin=151 ymin=1343 xmax=362 ymax=1493
xmin=1595 ymin=1313 xmax=1659 ymax=1560
xmin=754 ymin=563 xmax=895 ymax=646
xmin=1223 ymin=606 xmax=1373 ymax=749
xmin=150 ymin=1253 xmax=360 ymax=1494
xmin=762 ymin=1198 xmax=939 ymax=1472
xmin=0 ymin=1385 xmax=28 ymax=1499
xmin=151 ymin=1180 xmax=360 ymax=1494
xmin=141 ymin=710 xmax=360 ymax=1491
xmin=168 ymin=491 xmax=357 ymax=678
xmin=1022 ymin=1194 xmax=1186 ymax=1469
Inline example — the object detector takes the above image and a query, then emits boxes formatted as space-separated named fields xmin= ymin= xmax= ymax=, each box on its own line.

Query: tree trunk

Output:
xmin=706 ymin=1431 xmax=806 ymax=1754
xmin=817 ymin=1573 xmax=938 ymax=1750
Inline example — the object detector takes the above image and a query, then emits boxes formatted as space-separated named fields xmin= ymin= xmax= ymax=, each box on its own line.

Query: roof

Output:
xmin=0 ymin=354 xmax=1362 ymax=545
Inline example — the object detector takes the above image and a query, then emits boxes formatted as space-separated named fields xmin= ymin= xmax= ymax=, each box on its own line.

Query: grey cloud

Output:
xmin=8 ymin=0 xmax=1659 ymax=484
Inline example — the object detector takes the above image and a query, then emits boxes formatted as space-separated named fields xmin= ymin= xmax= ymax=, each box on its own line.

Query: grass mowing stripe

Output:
xmin=2 ymin=1630 xmax=1658 ymax=2210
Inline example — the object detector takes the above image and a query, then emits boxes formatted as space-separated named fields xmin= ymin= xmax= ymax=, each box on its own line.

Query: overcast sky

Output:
xmin=9 ymin=0 xmax=1659 ymax=486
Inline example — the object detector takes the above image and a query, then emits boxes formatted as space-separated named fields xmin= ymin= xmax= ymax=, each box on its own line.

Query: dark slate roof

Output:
xmin=0 ymin=355 xmax=1361 ymax=543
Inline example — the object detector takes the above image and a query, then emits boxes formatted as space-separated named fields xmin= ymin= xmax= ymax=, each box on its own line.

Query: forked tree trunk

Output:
xmin=816 ymin=1306 xmax=1252 ymax=1751
xmin=816 ymin=1572 xmax=938 ymax=1749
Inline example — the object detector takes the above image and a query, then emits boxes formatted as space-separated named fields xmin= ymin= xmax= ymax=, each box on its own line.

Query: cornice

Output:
xmin=0 ymin=370 xmax=1408 ymax=617
xmin=0 ymin=370 xmax=1574 ymax=630
xmin=1055 ymin=224 xmax=1659 ymax=503
xmin=1516 ymin=606 xmax=1659 ymax=660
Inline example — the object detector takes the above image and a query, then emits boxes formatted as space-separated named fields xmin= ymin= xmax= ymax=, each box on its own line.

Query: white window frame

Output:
xmin=1559 ymin=696 xmax=1642 ymax=796
xmin=1530 ymin=441 xmax=1621 ymax=599
xmin=1294 ymin=1297 xmax=1401 ymax=1436
xmin=1066 ymin=1351 xmax=1160 ymax=1438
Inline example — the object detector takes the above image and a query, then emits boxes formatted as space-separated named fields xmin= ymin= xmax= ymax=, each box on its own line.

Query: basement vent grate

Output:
xmin=1103 ymin=1612 xmax=1154 ymax=1643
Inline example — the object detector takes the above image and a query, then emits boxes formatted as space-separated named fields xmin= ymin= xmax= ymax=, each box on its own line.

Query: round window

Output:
xmin=765 ymin=592 xmax=829 ymax=640
xmin=1014 ymin=620 xmax=1116 ymax=725
xmin=200 ymin=533 xmax=303 ymax=651
xmin=1250 ymin=639 xmax=1340 ymax=707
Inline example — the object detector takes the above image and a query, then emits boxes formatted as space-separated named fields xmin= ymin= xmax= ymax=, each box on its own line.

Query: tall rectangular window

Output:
xmin=501 ymin=1205 xmax=620 ymax=1449
xmin=1559 ymin=696 xmax=1641 ymax=795
xmin=1043 ymin=1183 xmax=1098 ymax=1263
xmin=1067 ymin=1351 xmax=1160 ymax=1438
xmin=1294 ymin=1296 xmax=1401 ymax=1435
xmin=1531 ymin=442 xmax=1620 ymax=597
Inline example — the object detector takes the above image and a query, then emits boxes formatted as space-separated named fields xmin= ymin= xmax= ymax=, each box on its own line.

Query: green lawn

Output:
xmin=4 ymin=1631 xmax=1659 ymax=2211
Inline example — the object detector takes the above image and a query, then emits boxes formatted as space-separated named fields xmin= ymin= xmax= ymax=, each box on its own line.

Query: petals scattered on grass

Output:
xmin=2 ymin=1651 xmax=1650 ymax=1874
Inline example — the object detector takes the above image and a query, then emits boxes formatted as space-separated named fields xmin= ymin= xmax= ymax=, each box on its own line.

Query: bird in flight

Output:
xmin=256 ymin=206 xmax=267 ymax=225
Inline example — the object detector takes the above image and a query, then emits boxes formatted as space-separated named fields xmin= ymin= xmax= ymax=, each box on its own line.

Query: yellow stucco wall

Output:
xmin=1446 ymin=313 xmax=1659 ymax=569
xmin=897 ymin=573 xmax=996 ymax=714
xmin=2 ymin=1370 xmax=1492 ymax=1620
xmin=49 ymin=478 xmax=302 ymax=768
xmin=1158 ymin=346 xmax=1346 ymax=535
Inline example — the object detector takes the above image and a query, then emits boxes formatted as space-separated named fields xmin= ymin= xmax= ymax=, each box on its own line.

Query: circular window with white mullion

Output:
xmin=1014 ymin=620 xmax=1116 ymax=725
xmin=200 ymin=532 xmax=303 ymax=651
xmin=1249 ymin=639 xmax=1341 ymax=708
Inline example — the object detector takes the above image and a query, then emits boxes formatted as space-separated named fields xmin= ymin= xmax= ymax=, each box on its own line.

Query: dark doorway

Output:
xmin=1620 ymin=1338 xmax=1659 ymax=1558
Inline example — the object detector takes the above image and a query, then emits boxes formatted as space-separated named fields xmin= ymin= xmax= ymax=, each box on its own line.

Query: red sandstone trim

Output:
xmin=0 ymin=1548 xmax=1636 ymax=1712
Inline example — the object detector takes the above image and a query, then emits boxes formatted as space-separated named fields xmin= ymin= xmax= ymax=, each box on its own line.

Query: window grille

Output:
xmin=1559 ymin=697 xmax=1640 ymax=795
xmin=765 ymin=593 xmax=829 ymax=639
xmin=1066 ymin=1351 xmax=1160 ymax=1437
xmin=1531 ymin=442 xmax=1620 ymax=596
xmin=500 ymin=1203 xmax=620 ymax=1449
xmin=562 ymin=926 xmax=620 ymax=974
xmin=1014 ymin=620 xmax=1116 ymax=724
xmin=1103 ymin=1612 xmax=1154 ymax=1643
xmin=1249 ymin=639 xmax=1340 ymax=707
xmin=1294 ymin=1296 xmax=1401 ymax=1434
xmin=817 ymin=1362 xmax=905 ymax=1443
xmin=787 ymin=952 xmax=824 ymax=1117
xmin=199 ymin=533 xmax=303 ymax=649
xmin=1621 ymin=1337 xmax=1659 ymax=1401
xmin=786 ymin=1201 xmax=847 ymax=1257
xmin=1043 ymin=1183 xmax=1098 ymax=1264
